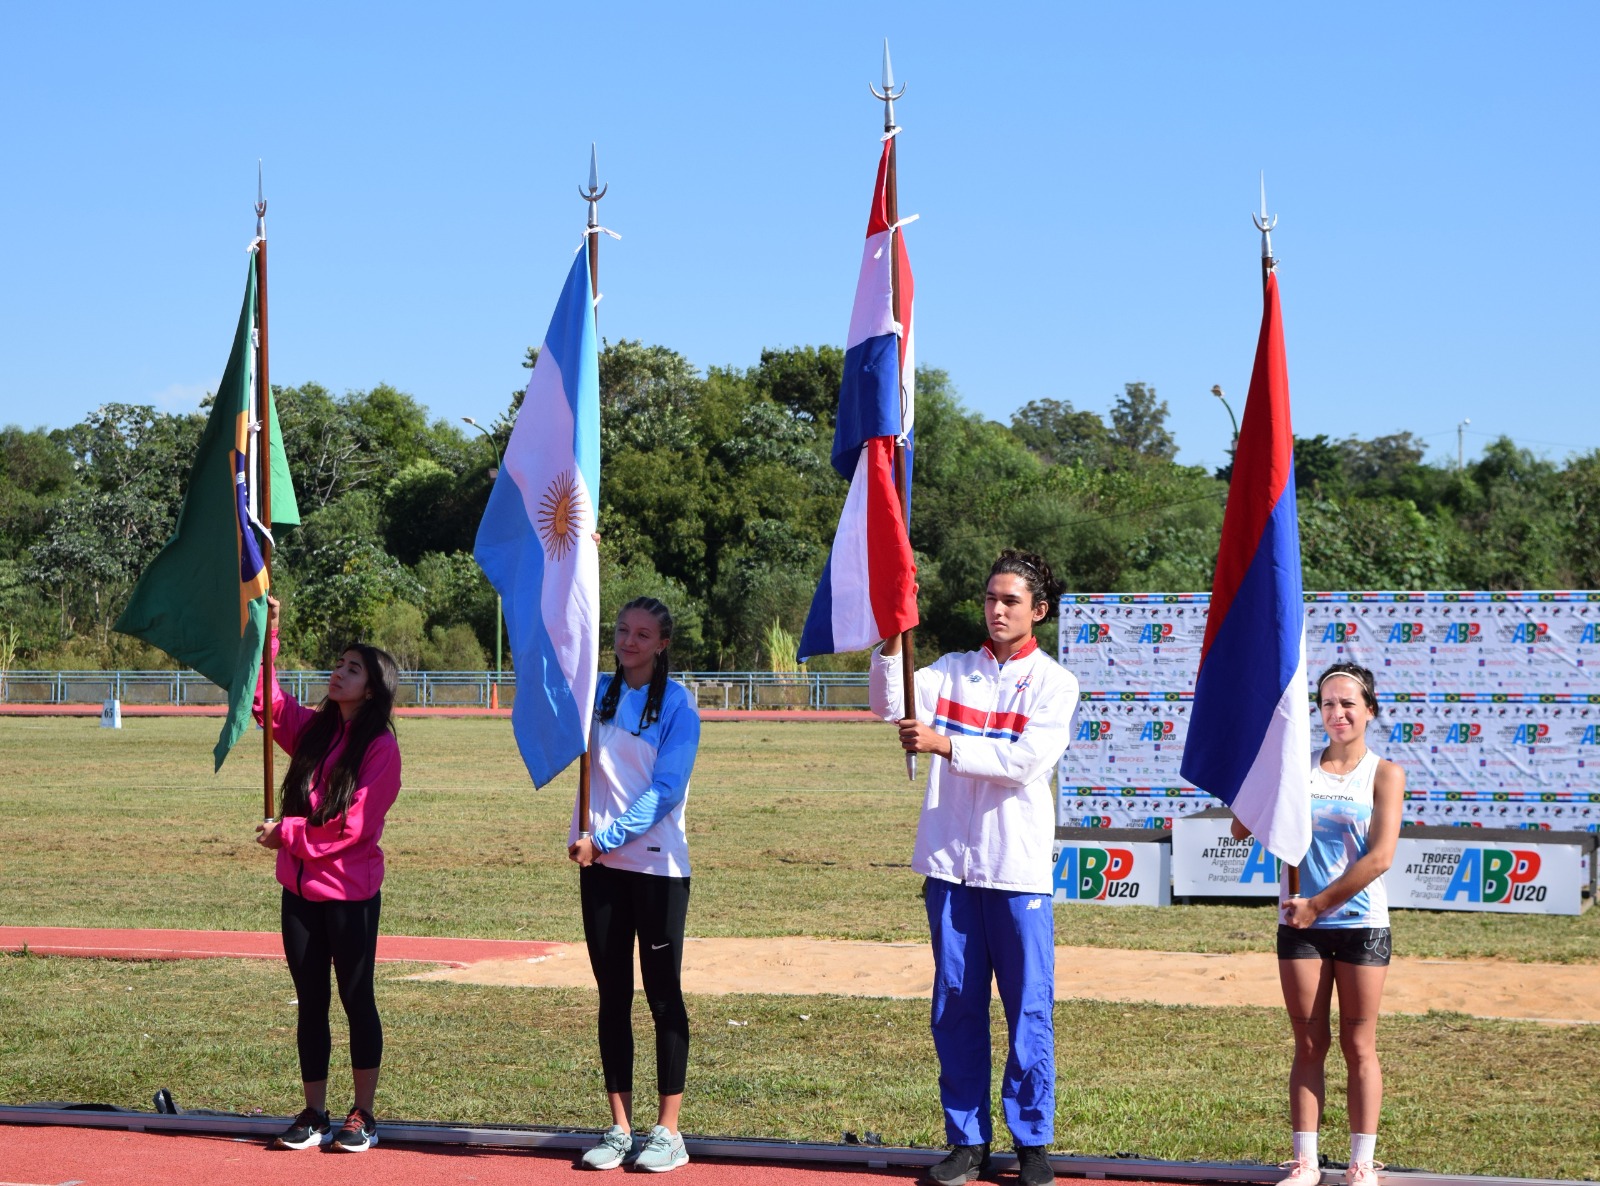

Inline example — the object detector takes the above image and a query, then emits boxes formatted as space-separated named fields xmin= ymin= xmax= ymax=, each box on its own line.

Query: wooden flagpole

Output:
xmin=1254 ymin=174 xmax=1299 ymax=898
xmin=873 ymin=43 xmax=917 ymax=782
xmin=255 ymin=166 xmax=276 ymax=822
xmin=577 ymin=145 xmax=607 ymax=838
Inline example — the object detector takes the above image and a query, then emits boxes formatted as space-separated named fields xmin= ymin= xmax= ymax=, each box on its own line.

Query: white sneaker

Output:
xmin=581 ymin=1125 xmax=635 ymax=1171
xmin=1278 ymin=1157 xmax=1321 ymax=1186
xmin=633 ymin=1125 xmax=689 ymax=1173
xmin=1348 ymin=1161 xmax=1384 ymax=1186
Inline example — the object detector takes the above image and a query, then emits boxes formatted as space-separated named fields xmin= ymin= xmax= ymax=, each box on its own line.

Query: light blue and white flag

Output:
xmin=474 ymin=242 xmax=601 ymax=787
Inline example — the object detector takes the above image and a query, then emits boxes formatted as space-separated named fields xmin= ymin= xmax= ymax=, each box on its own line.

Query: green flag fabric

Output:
xmin=115 ymin=253 xmax=300 ymax=769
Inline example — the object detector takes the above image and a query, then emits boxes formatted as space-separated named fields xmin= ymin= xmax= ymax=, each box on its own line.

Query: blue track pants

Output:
xmin=925 ymin=877 xmax=1056 ymax=1147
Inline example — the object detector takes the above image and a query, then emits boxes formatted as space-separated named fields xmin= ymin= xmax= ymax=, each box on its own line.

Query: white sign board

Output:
xmin=1051 ymin=834 xmax=1171 ymax=907
xmin=1389 ymin=835 xmax=1585 ymax=915
xmin=1171 ymin=813 xmax=1280 ymax=898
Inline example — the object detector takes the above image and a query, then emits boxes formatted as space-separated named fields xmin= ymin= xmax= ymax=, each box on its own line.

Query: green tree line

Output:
xmin=2 ymin=342 xmax=1596 ymax=672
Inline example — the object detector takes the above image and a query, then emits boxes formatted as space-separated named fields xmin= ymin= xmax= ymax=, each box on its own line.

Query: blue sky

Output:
xmin=1 ymin=1 xmax=1595 ymax=474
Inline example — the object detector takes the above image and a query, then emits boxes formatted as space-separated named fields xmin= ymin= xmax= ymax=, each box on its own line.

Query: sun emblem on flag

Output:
xmin=537 ymin=469 xmax=586 ymax=561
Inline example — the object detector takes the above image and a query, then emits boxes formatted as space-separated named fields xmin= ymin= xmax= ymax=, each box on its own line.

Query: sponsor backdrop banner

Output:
xmin=1059 ymin=592 xmax=1600 ymax=833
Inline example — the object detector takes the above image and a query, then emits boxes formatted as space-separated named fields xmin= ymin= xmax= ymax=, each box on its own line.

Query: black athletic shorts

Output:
xmin=1276 ymin=925 xmax=1392 ymax=966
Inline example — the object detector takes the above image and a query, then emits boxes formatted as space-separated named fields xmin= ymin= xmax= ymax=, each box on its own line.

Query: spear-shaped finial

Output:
xmin=255 ymin=159 xmax=267 ymax=237
xmin=1252 ymin=171 xmax=1277 ymax=284
xmin=579 ymin=141 xmax=607 ymax=231
xmin=869 ymin=38 xmax=907 ymax=134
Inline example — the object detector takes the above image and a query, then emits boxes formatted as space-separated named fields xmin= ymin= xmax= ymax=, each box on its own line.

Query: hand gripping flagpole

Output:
xmin=255 ymin=163 xmax=276 ymax=823
xmin=871 ymin=41 xmax=918 ymax=782
xmin=1253 ymin=173 xmax=1298 ymax=898
xmin=576 ymin=144 xmax=606 ymax=840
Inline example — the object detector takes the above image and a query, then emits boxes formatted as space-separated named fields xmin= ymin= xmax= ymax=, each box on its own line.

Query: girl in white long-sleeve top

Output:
xmin=871 ymin=550 xmax=1079 ymax=1186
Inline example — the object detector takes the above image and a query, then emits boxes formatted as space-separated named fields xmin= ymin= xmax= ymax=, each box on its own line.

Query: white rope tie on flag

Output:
xmin=880 ymin=126 xmax=902 ymax=142
xmin=574 ymin=227 xmax=622 ymax=253
xmin=247 ymin=236 xmax=264 ymax=254
xmin=890 ymin=214 xmax=920 ymax=232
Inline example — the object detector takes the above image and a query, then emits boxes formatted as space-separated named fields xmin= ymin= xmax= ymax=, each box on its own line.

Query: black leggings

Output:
xmin=579 ymin=863 xmax=691 ymax=1096
xmin=280 ymin=888 xmax=384 ymax=1083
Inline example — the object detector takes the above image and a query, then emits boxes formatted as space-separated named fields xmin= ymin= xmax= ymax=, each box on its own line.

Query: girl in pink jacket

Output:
xmin=254 ymin=596 xmax=401 ymax=1154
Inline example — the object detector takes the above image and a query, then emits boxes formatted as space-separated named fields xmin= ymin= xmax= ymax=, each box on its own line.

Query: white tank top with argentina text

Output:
xmin=1281 ymin=748 xmax=1389 ymax=929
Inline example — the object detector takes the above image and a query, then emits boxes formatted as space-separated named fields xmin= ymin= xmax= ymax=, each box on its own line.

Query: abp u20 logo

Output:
xmin=1138 ymin=720 xmax=1176 ymax=742
xmin=1386 ymin=623 xmax=1425 ymax=643
xmin=1075 ymin=623 xmax=1114 ymax=644
xmin=1055 ymin=846 xmax=1139 ymax=900
xmin=1076 ymin=720 xmax=1113 ymax=742
xmin=1138 ymin=623 xmax=1174 ymax=643
xmin=1444 ymin=622 xmax=1481 ymax=643
xmin=1444 ymin=848 xmax=1544 ymax=904
xmin=1321 ymin=622 xmax=1358 ymax=643
xmin=1238 ymin=841 xmax=1280 ymax=884
xmin=1388 ymin=722 xmax=1426 ymax=743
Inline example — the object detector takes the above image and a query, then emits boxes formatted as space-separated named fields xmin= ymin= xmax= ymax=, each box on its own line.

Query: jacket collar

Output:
xmin=981 ymin=635 xmax=1040 ymax=665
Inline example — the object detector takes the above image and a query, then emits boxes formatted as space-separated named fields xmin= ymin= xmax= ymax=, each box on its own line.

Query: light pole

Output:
xmin=1211 ymin=384 xmax=1239 ymax=457
xmin=1457 ymin=417 xmax=1471 ymax=471
xmin=462 ymin=416 xmax=505 ymax=710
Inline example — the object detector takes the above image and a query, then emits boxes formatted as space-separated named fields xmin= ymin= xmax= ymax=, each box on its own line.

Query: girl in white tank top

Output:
xmin=1285 ymin=747 xmax=1390 ymax=928
xmin=1233 ymin=662 xmax=1405 ymax=1186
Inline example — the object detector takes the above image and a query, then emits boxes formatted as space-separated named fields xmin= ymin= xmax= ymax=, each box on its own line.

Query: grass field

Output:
xmin=3 ymin=716 xmax=1597 ymax=958
xmin=2 ymin=952 xmax=1596 ymax=1181
xmin=3 ymin=715 xmax=1599 ymax=1178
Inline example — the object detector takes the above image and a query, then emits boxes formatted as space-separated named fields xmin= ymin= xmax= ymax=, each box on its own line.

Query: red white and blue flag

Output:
xmin=798 ymin=138 xmax=918 ymax=660
xmin=1179 ymin=271 xmax=1312 ymax=865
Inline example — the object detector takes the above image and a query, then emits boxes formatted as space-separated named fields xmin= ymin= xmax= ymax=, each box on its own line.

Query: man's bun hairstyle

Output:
xmin=989 ymin=549 xmax=1064 ymax=620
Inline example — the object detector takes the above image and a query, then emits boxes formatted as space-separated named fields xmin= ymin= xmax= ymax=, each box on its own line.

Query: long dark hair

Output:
xmin=597 ymin=597 xmax=673 ymax=729
xmin=989 ymin=549 xmax=1064 ymax=620
xmin=280 ymin=642 xmax=400 ymax=826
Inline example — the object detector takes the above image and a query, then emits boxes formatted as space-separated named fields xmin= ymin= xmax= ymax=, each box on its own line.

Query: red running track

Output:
xmin=0 ymin=926 xmax=559 ymax=967
xmin=0 ymin=1126 xmax=942 ymax=1186
xmin=0 ymin=703 xmax=879 ymax=723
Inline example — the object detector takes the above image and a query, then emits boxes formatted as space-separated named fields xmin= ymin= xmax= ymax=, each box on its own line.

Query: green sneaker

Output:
xmin=633 ymin=1125 xmax=689 ymax=1173
xmin=581 ymin=1125 xmax=635 ymax=1171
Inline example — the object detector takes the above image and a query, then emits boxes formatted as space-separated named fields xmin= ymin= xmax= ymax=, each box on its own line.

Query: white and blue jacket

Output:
xmin=872 ymin=638 xmax=1080 ymax=894
xmin=569 ymin=674 xmax=701 ymax=878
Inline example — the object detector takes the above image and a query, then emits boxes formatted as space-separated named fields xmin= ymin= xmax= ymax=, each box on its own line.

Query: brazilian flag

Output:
xmin=116 ymin=253 xmax=300 ymax=769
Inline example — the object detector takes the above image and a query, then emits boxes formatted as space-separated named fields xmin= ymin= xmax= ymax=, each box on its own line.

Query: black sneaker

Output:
xmin=928 ymin=1143 xmax=992 ymax=1186
xmin=1016 ymin=1145 xmax=1055 ymax=1186
xmin=329 ymin=1106 xmax=377 ymax=1152
xmin=271 ymin=1106 xmax=331 ymax=1150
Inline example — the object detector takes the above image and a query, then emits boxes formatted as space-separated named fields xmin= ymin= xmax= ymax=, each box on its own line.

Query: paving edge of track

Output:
xmin=7 ymin=1105 xmax=1589 ymax=1186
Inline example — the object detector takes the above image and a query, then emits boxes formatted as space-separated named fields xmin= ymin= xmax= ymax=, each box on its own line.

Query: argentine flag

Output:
xmin=1179 ymin=271 xmax=1311 ymax=865
xmin=474 ymin=243 xmax=601 ymax=788
xmin=798 ymin=137 xmax=919 ymax=660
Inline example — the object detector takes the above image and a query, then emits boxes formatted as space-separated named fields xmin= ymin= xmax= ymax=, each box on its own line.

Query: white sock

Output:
xmin=1351 ymin=1134 xmax=1377 ymax=1165
xmin=1293 ymin=1132 xmax=1318 ymax=1163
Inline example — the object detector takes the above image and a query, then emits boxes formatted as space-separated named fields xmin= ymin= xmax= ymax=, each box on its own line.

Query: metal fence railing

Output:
xmin=0 ymin=669 xmax=875 ymax=712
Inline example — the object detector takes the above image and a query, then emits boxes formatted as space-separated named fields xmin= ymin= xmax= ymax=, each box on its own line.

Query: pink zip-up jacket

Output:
xmin=253 ymin=632 xmax=401 ymax=902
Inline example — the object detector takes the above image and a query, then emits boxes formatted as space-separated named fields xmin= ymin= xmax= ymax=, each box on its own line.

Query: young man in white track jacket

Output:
xmin=871 ymin=550 xmax=1080 ymax=1186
